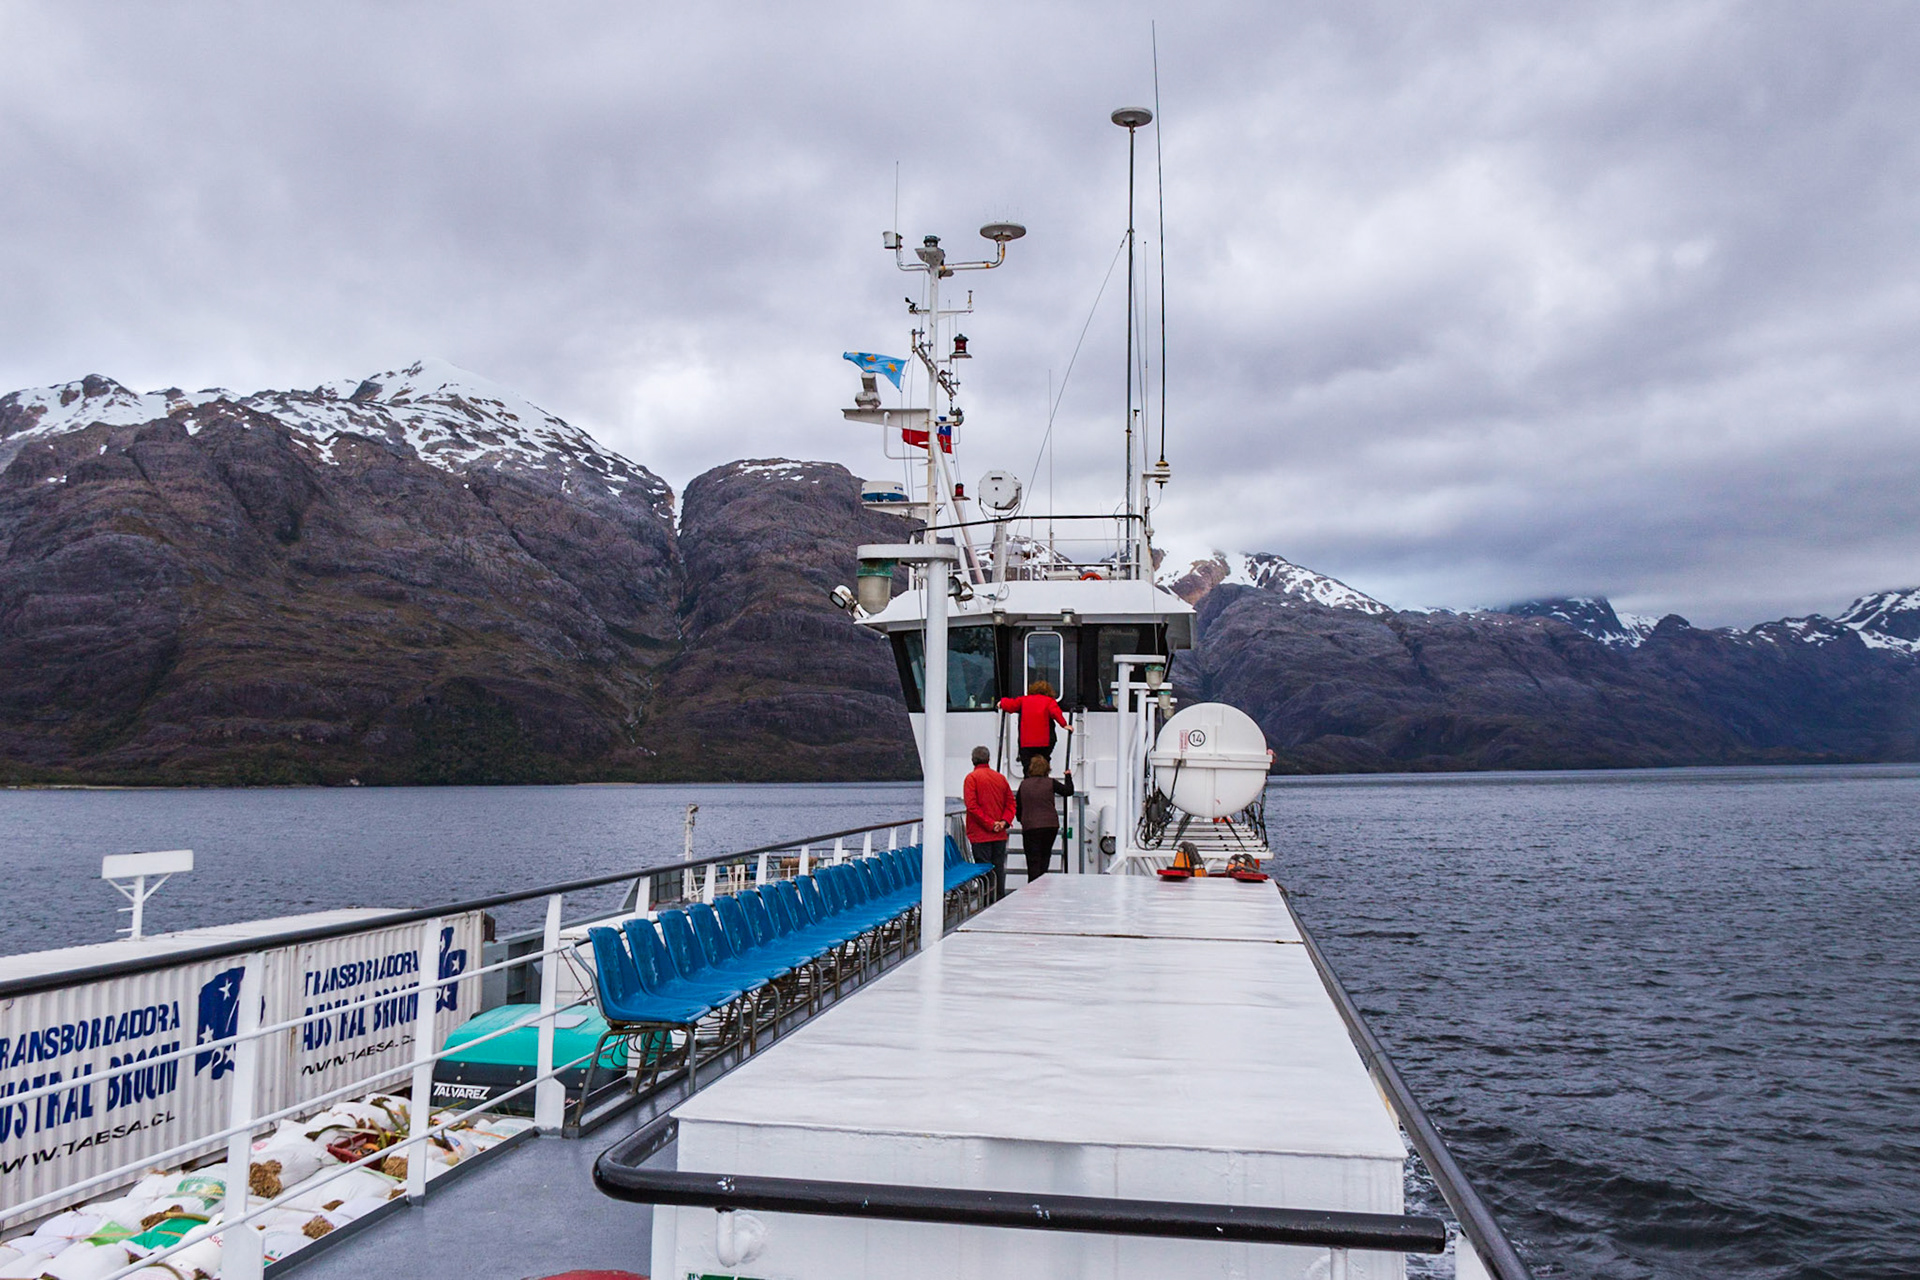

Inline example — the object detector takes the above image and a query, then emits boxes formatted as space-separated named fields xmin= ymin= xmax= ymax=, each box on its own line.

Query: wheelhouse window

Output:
xmin=1082 ymin=623 xmax=1164 ymax=710
xmin=1024 ymin=630 xmax=1064 ymax=700
xmin=891 ymin=625 xmax=1002 ymax=713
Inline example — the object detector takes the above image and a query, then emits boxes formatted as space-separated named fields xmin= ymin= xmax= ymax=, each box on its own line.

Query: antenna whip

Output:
xmin=1153 ymin=24 xmax=1169 ymax=468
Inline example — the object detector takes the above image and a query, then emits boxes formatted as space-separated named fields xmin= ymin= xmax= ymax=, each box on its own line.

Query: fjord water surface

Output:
xmin=0 ymin=781 xmax=927 ymax=951
xmin=2 ymin=768 xmax=1914 ymax=1277
xmin=1269 ymin=765 xmax=1920 ymax=1280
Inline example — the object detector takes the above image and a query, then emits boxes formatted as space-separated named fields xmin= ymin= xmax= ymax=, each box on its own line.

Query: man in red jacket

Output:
xmin=962 ymin=745 xmax=1015 ymax=899
xmin=999 ymin=680 xmax=1069 ymax=776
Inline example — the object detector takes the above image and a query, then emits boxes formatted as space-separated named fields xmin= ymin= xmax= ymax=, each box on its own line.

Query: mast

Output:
xmin=1113 ymin=107 xmax=1154 ymax=578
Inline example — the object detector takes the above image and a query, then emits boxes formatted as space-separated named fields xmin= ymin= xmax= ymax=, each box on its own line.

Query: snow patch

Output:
xmin=1166 ymin=551 xmax=1391 ymax=614
xmin=1498 ymin=597 xmax=1652 ymax=648
xmin=1 ymin=360 xmax=671 ymax=515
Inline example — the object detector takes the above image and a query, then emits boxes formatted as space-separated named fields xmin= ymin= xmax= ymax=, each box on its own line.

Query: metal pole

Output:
xmin=405 ymin=917 xmax=441 ymax=1200
xmin=129 ymin=874 xmax=146 ymax=940
xmin=921 ymin=555 xmax=949 ymax=950
xmin=219 ymin=956 xmax=265 ymax=1280
xmin=1124 ymin=122 xmax=1137 ymax=569
xmin=1114 ymin=661 xmax=1134 ymax=872
xmin=534 ymin=893 xmax=565 ymax=1131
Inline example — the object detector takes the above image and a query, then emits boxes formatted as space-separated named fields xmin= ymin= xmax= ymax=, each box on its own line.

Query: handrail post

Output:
xmin=534 ymin=893 xmax=565 ymax=1131
xmin=405 ymin=917 xmax=442 ymax=1200
xmin=755 ymin=852 xmax=769 ymax=885
xmin=798 ymin=845 xmax=810 ymax=877
xmin=833 ymin=837 xmax=845 ymax=864
xmin=219 ymin=955 xmax=266 ymax=1280
xmin=701 ymin=865 xmax=716 ymax=903
xmin=862 ymin=831 xmax=873 ymax=857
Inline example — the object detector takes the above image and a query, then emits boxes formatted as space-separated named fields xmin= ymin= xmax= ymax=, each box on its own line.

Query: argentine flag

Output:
xmin=843 ymin=351 xmax=907 ymax=389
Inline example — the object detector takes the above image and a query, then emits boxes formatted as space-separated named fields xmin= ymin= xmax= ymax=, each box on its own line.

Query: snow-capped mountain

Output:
xmin=1755 ymin=590 xmax=1920 ymax=656
xmin=0 ymin=358 xmax=670 ymax=515
xmin=1166 ymin=551 xmax=1391 ymax=615
xmin=1499 ymin=597 xmax=1660 ymax=648
xmin=1835 ymin=588 xmax=1920 ymax=645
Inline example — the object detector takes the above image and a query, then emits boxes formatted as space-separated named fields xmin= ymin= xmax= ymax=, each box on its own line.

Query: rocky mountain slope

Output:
xmin=0 ymin=364 xmax=915 ymax=784
xmin=640 ymin=459 xmax=917 ymax=781
xmin=1168 ymin=551 xmax=1920 ymax=772
xmin=1498 ymin=597 xmax=1659 ymax=648
xmin=5 ymin=364 xmax=1915 ymax=783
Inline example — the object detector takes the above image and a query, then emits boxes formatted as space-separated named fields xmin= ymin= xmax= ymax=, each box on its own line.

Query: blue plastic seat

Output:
xmin=622 ymin=917 xmax=740 ymax=1009
xmin=735 ymin=888 xmax=779 ymax=946
xmin=588 ymin=926 xmax=712 ymax=1027
xmin=796 ymin=876 xmax=840 ymax=933
xmin=733 ymin=889 xmax=826 ymax=971
xmin=655 ymin=908 xmax=756 ymax=1002
xmin=713 ymin=895 xmax=762 ymax=957
xmin=688 ymin=902 xmax=782 ymax=988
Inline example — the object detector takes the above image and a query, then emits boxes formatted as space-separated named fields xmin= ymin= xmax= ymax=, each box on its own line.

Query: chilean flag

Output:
xmin=903 ymin=421 xmax=953 ymax=453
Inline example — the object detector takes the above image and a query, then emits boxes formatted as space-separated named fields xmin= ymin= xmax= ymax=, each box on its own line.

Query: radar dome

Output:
xmin=1150 ymin=703 xmax=1269 ymax=820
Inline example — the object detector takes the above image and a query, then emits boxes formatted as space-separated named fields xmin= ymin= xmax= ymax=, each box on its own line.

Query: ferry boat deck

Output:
xmin=277 ymin=874 xmax=1426 ymax=1280
xmin=642 ymin=873 xmax=1408 ymax=1279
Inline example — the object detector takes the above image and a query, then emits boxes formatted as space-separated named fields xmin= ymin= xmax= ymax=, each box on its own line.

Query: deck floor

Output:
xmin=290 ymin=871 xmax=1257 ymax=1280
xmin=288 ymin=1120 xmax=666 ymax=1280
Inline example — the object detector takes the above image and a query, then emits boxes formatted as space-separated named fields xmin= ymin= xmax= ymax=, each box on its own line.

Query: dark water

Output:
xmin=0 ymin=782 xmax=923 ymax=950
xmin=1268 ymin=765 xmax=1920 ymax=1280
xmin=3 ymin=768 xmax=1916 ymax=1277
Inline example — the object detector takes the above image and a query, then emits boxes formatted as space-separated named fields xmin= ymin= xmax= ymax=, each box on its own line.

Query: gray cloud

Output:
xmin=3 ymin=1 xmax=1916 ymax=625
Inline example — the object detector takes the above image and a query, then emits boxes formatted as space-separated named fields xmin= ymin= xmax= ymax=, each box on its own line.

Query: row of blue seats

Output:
xmin=587 ymin=838 xmax=994 ymax=1045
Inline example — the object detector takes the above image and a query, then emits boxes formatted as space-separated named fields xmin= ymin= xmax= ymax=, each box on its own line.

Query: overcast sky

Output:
xmin=3 ymin=1 xmax=1916 ymax=624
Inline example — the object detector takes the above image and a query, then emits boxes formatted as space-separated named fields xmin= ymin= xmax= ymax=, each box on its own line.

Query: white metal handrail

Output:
xmin=3 ymin=944 xmax=590 ymax=1222
xmin=6 ymin=813 xmax=959 ymax=1278
xmin=0 ymin=938 xmax=580 ymax=1113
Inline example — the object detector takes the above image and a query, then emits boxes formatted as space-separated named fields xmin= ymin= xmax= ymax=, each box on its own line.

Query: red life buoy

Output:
xmin=1079 ymin=571 xmax=1104 ymax=581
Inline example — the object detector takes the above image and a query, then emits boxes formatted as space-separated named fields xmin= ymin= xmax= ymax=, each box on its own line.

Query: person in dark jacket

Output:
xmin=1015 ymin=753 xmax=1073 ymax=882
xmin=961 ymin=745 xmax=1015 ymax=898
xmin=999 ymin=680 xmax=1068 ymax=776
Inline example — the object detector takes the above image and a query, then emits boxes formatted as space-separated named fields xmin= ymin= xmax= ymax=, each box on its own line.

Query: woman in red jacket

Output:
xmin=999 ymin=680 xmax=1068 ymax=776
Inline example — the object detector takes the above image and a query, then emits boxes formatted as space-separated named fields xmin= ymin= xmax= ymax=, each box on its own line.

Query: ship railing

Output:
xmin=914 ymin=511 xmax=1152 ymax=583
xmin=597 ymin=1114 xmax=1449 ymax=1269
xmin=0 ymin=810 xmax=967 ymax=1280
xmin=1286 ymin=894 xmax=1537 ymax=1280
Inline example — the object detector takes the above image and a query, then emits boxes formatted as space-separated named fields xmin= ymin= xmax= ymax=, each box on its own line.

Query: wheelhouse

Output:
xmin=889 ymin=618 xmax=1189 ymax=714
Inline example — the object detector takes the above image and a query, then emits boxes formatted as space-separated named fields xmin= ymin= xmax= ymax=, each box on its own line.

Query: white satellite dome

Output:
xmin=1150 ymin=703 xmax=1270 ymax=820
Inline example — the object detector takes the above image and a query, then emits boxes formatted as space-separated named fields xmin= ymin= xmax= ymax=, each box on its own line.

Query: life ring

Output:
xmin=1079 ymin=571 xmax=1104 ymax=581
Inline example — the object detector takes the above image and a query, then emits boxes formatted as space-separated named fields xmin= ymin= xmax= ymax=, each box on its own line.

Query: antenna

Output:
xmin=1153 ymin=26 xmax=1169 ymax=472
xmin=1112 ymin=105 xmax=1153 ymax=577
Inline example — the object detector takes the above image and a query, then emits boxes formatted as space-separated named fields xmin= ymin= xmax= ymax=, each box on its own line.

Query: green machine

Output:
xmin=430 ymin=1004 xmax=649 ymax=1115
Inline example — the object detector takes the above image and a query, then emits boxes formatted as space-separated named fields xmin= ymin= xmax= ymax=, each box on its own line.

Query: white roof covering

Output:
xmin=958 ymin=871 xmax=1301 ymax=943
xmin=674 ymin=877 xmax=1396 ymax=1161
xmin=864 ymin=576 xmax=1192 ymax=629
xmin=0 ymin=909 xmax=394 ymax=982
